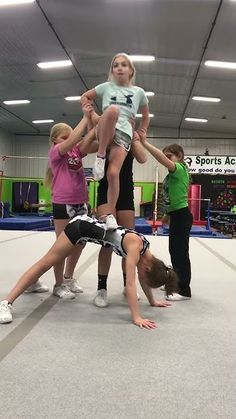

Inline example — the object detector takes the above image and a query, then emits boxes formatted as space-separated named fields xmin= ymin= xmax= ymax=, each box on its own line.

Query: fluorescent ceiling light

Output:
xmin=129 ymin=55 xmax=155 ymax=62
xmin=136 ymin=113 xmax=154 ymax=118
xmin=0 ymin=0 xmax=35 ymax=5
xmin=65 ymin=96 xmax=81 ymax=101
xmin=3 ymin=99 xmax=30 ymax=105
xmin=32 ymin=119 xmax=54 ymax=124
xmin=185 ymin=117 xmax=208 ymax=123
xmin=145 ymin=91 xmax=155 ymax=97
xmin=192 ymin=96 xmax=221 ymax=103
xmin=205 ymin=60 xmax=236 ymax=69
xmin=37 ymin=60 xmax=72 ymax=69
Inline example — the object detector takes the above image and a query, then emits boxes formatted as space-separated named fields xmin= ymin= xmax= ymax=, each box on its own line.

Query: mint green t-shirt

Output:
xmin=95 ymin=82 xmax=148 ymax=138
xmin=162 ymin=162 xmax=190 ymax=213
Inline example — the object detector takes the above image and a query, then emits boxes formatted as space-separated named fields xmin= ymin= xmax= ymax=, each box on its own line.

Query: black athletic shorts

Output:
xmin=64 ymin=218 xmax=106 ymax=245
xmin=97 ymin=180 xmax=134 ymax=211
xmin=53 ymin=203 xmax=88 ymax=220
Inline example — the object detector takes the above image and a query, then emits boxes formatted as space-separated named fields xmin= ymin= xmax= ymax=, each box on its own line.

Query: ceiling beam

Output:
xmin=178 ymin=0 xmax=224 ymax=137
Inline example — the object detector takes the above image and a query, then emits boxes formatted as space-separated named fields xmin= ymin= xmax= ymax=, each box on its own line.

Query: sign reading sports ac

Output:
xmin=184 ymin=155 xmax=236 ymax=174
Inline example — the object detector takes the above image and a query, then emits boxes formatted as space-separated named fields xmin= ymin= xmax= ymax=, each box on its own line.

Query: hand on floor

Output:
xmin=133 ymin=317 xmax=157 ymax=329
xmin=151 ymin=300 xmax=172 ymax=307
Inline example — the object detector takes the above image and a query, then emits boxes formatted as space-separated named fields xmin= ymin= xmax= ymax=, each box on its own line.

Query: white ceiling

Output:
xmin=0 ymin=0 xmax=236 ymax=137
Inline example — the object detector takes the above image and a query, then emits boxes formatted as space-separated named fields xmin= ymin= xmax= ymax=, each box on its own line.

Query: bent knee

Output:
xmin=107 ymin=165 xmax=120 ymax=180
xmin=106 ymin=105 xmax=120 ymax=118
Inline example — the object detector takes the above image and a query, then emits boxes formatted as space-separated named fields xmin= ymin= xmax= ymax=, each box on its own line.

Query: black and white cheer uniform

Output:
xmin=64 ymin=214 xmax=149 ymax=258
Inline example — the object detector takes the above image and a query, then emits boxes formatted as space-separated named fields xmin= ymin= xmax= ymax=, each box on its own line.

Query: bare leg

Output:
xmin=117 ymin=210 xmax=135 ymax=275
xmin=53 ymin=219 xmax=69 ymax=286
xmin=93 ymin=244 xmax=113 ymax=307
xmin=98 ymin=246 xmax=113 ymax=276
xmin=6 ymin=233 xmax=74 ymax=304
xmin=64 ymin=243 xmax=85 ymax=278
xmin=97 ymin=204 xmax=114 ymax=276
xmin=97 ymin=105 xmax=119 ymax=157
xmin=93 ymin=204 xmax=114 ymax=307
xmin=106 ymin=145 xmax=128 ymax=212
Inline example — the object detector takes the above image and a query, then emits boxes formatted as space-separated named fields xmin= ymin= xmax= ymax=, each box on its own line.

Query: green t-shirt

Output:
xmin=162 ymin=162 xmax=189 ymax=213
xmin=95 ymin=82 xmax=148 ymax=138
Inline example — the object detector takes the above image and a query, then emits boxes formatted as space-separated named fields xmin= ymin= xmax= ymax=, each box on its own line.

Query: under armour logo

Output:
xmin=124 ymin=95 xmax=133 ymax=104
xmin=110 ymin=94 xmax=134 ymax=105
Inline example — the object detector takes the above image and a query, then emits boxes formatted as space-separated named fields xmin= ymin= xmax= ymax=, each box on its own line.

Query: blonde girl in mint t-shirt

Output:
xmin=140 ymin=139 xmax=193 ymax=301
xmin=81 ymin=53 xmax=150 ymax=229
xmin=43 ymin=112 xmax=98 ymax=299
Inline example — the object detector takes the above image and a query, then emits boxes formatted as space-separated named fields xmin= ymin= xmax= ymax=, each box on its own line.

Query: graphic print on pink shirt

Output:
xmin=67 ymin=153 xmax=83 ymax=172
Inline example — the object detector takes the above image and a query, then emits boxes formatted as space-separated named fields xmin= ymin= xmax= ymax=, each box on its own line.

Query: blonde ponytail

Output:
xmin=44 ymin=165 xmax=53 ymax=188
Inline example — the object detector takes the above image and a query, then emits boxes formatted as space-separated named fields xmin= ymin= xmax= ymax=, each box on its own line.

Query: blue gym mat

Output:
xmin=135 ymin=217 xmax=152 ymax=235
xmin=0 ymin=216 xmax=152 ymax=234
xmin=158 ymin=225 xmax=230 ymax=239
xmin=0 ymin=216 xmax=54 ymax=231
xmin=134 ymin=218 xmax=231 ymax=239
xmin=0 ymin=216 xmax=230 ymax=238
xmin=162 ymin=225 xmax=213 ymax=236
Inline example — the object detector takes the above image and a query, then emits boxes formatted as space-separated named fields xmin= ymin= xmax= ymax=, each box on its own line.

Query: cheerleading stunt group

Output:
xmin=0 ymin=53 xmax=193 ymax=329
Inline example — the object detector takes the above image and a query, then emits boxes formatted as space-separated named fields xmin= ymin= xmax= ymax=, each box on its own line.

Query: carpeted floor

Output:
xmin=0 ymin=231 xmax=235 ymax=419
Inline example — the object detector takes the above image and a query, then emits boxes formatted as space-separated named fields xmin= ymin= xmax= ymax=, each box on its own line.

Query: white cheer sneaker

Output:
xmin=0 ymin=300 xmax=13 ymax=324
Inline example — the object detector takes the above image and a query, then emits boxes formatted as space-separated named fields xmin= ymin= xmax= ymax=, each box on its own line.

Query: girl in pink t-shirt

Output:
xmin=43 ymin=114 xmax=97 ymax=299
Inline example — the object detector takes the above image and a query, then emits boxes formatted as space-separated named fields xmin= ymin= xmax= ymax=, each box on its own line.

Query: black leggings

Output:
xmin=169 ymin=207 xmax=193 ymax=297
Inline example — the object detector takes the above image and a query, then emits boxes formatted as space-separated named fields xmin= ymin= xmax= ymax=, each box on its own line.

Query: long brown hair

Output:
xmin=44 ymin=123 xmax=71 ymax=188
xmin=145 ymin=256 xmax=178 ymax=296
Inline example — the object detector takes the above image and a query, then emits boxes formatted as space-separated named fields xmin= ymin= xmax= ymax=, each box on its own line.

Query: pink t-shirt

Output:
xmin=49 ymin=144 xmax=88 ymax=204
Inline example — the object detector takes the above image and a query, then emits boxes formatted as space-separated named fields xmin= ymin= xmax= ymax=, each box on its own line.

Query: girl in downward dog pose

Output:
xmin=0 ymin=215 xmax=176 ymax=328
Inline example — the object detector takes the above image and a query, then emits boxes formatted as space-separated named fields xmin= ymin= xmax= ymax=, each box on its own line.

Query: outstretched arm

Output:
xmin=131 ymin=132 xmax=147 ymax=163
xmin=137 ymin=104 xmax=150 ymax=136
xmin=125 ymin=243 xmax=157 ymax=329
xmin=79 ymin=127 xmax=98 ymax=155
xmin=139 ymin=136 xmax=176 ymax=172
xmin=57 ymin=116 xmax=89 ymax=155
xmin=81 ymin=91 xmax=100 ymax=128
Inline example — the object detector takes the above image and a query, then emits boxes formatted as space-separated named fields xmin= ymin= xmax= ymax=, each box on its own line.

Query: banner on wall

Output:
xmin=184 ymin=155 xmax=236 ymax=174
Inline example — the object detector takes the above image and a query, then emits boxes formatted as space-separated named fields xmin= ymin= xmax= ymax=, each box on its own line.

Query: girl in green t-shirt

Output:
xmin=140 ymin=140 xmax=193 ymax=301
